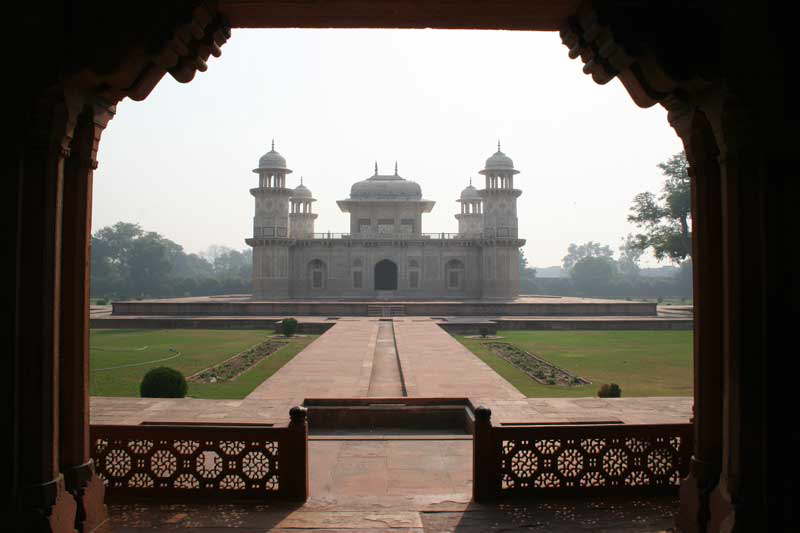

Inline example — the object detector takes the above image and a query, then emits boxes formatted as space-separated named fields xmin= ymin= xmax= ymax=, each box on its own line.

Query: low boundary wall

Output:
xmin=90 ymin=317 xmax=334 ymax=334
xmin=91 ymin=407 xmax=309 ymax=501
xmin=111 ymin=300 xmax=658 ymax=317
xmin=472 ymin=406 xmax=692 ymax=501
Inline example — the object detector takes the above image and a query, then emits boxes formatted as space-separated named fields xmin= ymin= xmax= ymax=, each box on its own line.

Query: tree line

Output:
xmin=520 ymin=151 xmax=693 ymax=300
xmin=90 ymin=222 xmax=251 ymax=300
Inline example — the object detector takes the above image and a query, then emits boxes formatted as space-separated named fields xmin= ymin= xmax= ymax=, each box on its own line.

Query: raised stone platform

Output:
xmin=110 ymin=294 xmax=657 ymax=317
xmin=92 ymin=315 xmax=690 ymax=530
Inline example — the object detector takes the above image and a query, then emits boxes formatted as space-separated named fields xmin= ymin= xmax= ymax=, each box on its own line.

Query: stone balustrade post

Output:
xmin=473 ymin=406 xmax=499 ymax=502
xmin=283 ymin=406 xmax=309 ymax=501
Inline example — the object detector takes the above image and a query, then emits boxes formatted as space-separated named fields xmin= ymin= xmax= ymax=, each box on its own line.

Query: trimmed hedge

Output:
xmin=140 ymin=366 xmax=188 ymax=398
xmin=597 ymin=383 xmax=622 ymax=398
xmin=281 ymin=318 xmax=298 ymax=337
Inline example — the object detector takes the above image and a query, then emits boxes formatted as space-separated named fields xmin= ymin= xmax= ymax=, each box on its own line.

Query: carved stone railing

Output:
xmin=90 ymin=406 xmax=308 ymax=501
xmin=473 ymin=406 xmax=692 ymax=501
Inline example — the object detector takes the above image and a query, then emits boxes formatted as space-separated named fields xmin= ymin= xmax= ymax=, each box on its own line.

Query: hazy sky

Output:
xmin=92 ymin=29 xmax=683 ymax=267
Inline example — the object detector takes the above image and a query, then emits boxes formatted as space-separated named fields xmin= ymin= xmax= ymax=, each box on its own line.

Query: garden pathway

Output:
xmin=393 ymin=318 xmax=524 ymax=400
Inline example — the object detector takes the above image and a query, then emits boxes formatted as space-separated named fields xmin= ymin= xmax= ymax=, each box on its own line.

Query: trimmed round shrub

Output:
xmin=597 ymin=383 xmax=622 ymax=398
xmin=281 ymin=317 xmax=298 ymax=337
xmin=140 ymin=367 xmax=187 ymax=398
xmin=479 ymin=327 xmax=489 ymax=338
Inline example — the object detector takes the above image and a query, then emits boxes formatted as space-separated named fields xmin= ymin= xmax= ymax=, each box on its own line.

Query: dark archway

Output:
xmin=374 ymin=259 xmax=398 ymax=290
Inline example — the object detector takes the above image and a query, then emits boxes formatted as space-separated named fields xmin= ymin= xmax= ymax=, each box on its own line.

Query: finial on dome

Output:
xmin=469 ymin=177 xmax=472 ymax=186
xmin=394 ymin=161 xmax=398 ymax=176
xmin=300 ymin=176 xmax=304 ymax=185
xmin=374 ymin=161 xmax=378 ymax=175
xmin=271 ymin=139 xmax=275 ymax=151
xmin=497 ymin=139 xmax=501 ymax=152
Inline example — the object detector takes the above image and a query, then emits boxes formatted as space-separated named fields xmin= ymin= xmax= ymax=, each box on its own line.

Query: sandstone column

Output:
xmin=59 ymin=101 xmax=114 ymax=532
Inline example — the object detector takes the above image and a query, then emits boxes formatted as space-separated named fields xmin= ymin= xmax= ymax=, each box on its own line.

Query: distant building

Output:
xmin=246 ymin=141 xmax=526 ymax=299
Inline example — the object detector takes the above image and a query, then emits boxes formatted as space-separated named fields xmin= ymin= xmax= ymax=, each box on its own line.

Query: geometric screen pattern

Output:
xmin=91 ymin=426 xmax=281 ymax=498
xmin=499 ymin=425 xmax=691 ymax=493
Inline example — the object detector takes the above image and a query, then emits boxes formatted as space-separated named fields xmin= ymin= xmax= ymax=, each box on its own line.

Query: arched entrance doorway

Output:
xmin=374 ymin=259 xmax=398 ymax=290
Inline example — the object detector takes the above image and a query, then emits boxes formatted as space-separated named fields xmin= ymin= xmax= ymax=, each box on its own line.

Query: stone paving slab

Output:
xmin=246 ymin=320 xmax=380 ymax=402
xmin=392 ymin=319 xmax=523 ymax=400
xmin=311 ymin=440 xmax=471 ymax=502
xmin=478 ymin=396 xmax=692 ymax=425
xmin=89 ymin=396 xmax=295 ymax=425
xmin=90 ymin=396 xmax=692 ymax=426
xmin=103 ymin=495 xmax=680 ymax=531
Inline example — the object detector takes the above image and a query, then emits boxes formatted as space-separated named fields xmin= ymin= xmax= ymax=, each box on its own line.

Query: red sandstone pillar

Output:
xmin=707 ymin=115 xmax=770 ymax=532
xmin=15 ymin=92 xmax=82 ymax=532
xmin=472 ymin=406 xmax=499 ymax=502
xmin=283 ymin=406 xmax=309 ymax=500
xmin=676 ymin=111 xmax=725 ymax=533
xmin=59 ymin=101 xmax=114 ymax=532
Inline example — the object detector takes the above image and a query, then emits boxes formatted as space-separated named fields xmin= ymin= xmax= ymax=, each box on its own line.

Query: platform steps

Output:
xmin=367 ymin=304 xmax=405 ymax=317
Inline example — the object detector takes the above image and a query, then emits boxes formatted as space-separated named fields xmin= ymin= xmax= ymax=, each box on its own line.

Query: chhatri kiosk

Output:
xmin=246 ymin=142 xmax=526 ymax=300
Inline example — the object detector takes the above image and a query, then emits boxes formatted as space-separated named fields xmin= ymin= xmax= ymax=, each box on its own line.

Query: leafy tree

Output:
xmin=172 ymin=252 xmax=214 ymax=279
xmin=570 ymin=256 xmax=618 ymax=291
xmin=90 ymin=221 xmax=254 ymax=299
xmin=519 ymin=250 xmax=537 ymax=280
xmin=127 ymin=233 xmax=173 ymax=296
xmin=214 ymin=249 xmax=249 ymax=278
xmin=562 ymin=241 xmax=613 ymax=271
xmin=628 ymin=151 xmax=692 ymax=262
xmin=618 ymin=234 xmax=644 ymax=280
xmin=675 ymin=259 xmax=693 ymax=295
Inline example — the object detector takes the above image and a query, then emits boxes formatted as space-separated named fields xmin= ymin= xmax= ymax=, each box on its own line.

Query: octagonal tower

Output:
xmin=289 ymin=178 xmax=317 ymax=239
xmin=247 ymin=141 xmax=293 ymax=299
xmin=456 ymin=178 xmax=483 ymax=237
xmin=478 ymin=142 xmax=525 ymax=299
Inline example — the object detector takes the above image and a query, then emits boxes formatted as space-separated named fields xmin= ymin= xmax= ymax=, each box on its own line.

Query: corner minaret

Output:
xmin=477 ymin=142 xmax=525 ymax=299
xmin=479 ymin=141 xmax=521 ymax=238
xmin=455 ymin=178 xmax=483 ymax=236
xmin=246 ymin=141 xmax=293 ymax=299
xmin=289 ymin=177 xmax=317 ymax=239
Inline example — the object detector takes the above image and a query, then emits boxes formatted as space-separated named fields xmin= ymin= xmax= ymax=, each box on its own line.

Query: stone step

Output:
xmin=367 ymin=304 xmax=405 ymax=317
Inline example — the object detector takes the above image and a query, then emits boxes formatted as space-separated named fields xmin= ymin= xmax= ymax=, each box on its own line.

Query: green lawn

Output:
xmin=456 ymin=330 xmax=692 ymax=397
xmin=90 ymin=329 xmax=317 ymax=399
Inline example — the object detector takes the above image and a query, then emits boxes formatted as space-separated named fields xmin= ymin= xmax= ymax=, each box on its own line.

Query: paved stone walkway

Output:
xmin=246 ymin=320 xmax=379 ymax=401
xmin=394 ymin=319 xmax=523 ymax=400
xmin=90 ymin=396 xmax=691 ymax=426
xmin=311 ymin=439 xmax=472 ymax=499
xmin=244 ymin=316 xmax=527 ymax=401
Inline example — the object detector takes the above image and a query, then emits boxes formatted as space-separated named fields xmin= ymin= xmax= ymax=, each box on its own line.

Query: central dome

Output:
xmin=350 ymin=174 xmax=422 ymax=200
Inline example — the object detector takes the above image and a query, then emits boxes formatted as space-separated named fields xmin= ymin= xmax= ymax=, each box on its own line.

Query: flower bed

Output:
xmin=484 ymin=341 xmax=590 ymax=386
xmin=188 ymin=339 xmax=288 ymax=383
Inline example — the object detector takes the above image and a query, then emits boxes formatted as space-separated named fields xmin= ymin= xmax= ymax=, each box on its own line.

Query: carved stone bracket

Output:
xmin=127 ymin=2 xmax=231 ymax=101
xmin=560 ymin=2 xmax=715 ymax=109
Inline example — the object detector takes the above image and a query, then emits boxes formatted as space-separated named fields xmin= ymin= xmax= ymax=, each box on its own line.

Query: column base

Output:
xmin=18 ymin=474 xmax=78 ymax=533
xmin=708 ymin=478 xmax=736 ymax=532
xmin=65 ymin=460 xmax=107 ymax=532
xmin=676 ymin=456 xmax=718 ymax=532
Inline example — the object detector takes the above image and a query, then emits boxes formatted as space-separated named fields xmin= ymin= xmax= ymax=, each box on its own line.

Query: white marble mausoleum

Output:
xmin=246 ymin=142 xmax=526 ymax=300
